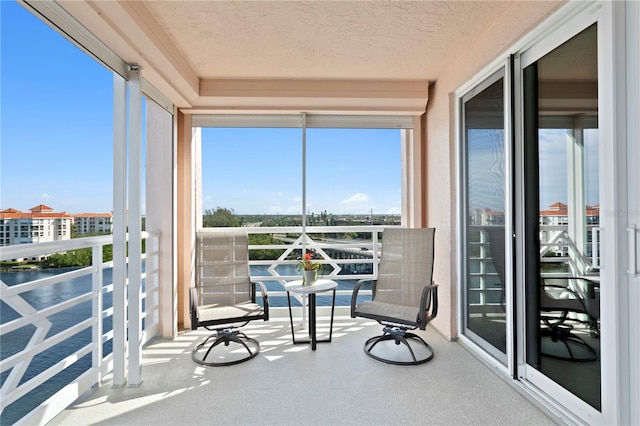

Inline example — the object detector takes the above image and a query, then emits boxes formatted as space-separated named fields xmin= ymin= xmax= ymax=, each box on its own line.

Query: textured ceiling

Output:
xmin=142 ymin=1 xmax=512 ymax=80
xmin=57 ymin=0 xmax=567 ymax=110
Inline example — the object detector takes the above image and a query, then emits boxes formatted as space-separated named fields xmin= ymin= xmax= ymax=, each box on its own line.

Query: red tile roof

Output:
xmin=0 ymin=207 xmax=71 ymax=219
xmin=30 ymin=204 xmax=55 ymax=213
xmin=540 ymin=202 xmax=599 ymax=216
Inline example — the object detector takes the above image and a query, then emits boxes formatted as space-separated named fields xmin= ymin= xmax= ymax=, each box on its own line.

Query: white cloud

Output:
xmin=284 ymin=205 xmax=301 ymax=214
xmin=41 ymin=193 xmax=52 ymax=199
xmin=338 ymin=193 xmax=371 ymax=213
xmin=341 ymin=193 xmax=370 ymax=205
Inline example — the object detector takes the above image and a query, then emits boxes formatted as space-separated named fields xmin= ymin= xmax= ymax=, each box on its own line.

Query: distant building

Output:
xmin=471 ymin=202 xmax=599 ymax=229
xmin=0 ymin=205 xmax=114 ymax=261
xmin=72 ymin=213 xmax=113 ymax=235
xmin=471 ymin=208 xmax=505 ymax=226
xmin=539 ymin=202 xmax=600 ymax=257
xmin=539 ymin=201 xmax=600 ymax=226
xmin=0 ymin=205 xmax=73 ymax=260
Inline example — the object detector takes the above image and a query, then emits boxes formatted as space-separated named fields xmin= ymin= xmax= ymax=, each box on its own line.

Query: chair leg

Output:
xmin=192 ymin=329 xmax=260 ymax=367
xmin=364 ymin=327 xmax=434 ymax=365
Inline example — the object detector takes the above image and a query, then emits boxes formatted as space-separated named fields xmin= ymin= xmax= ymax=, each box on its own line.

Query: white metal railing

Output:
xmin=0 ymin=232 xmax=159 ymax=425
xmin=467 ymin=227 xmax=503 ymax=310
xmin=539 ymin=225 xmax=599 ymax=276
xmin=201 ymin=225 xmax=389 ymax=306
xmin=467 ymin=224 xmax=600 ymax=311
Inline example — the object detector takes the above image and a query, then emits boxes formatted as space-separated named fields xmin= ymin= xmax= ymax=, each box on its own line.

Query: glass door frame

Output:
xmin=627 ymin=3 xmax=640 ymax=421
xmin=456 ymin=1 xmax=626 ymax=424
xmin=514 ymin=3 xmax=621 ymax=424
xmin=456 ymin=64 xmax=514 ymax=373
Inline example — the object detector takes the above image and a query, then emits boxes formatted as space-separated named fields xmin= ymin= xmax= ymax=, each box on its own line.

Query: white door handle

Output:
xmin=592 ymin=227 xmax=600 ymax=269
xmin=628 ymin=225 xmax=637 ymax=276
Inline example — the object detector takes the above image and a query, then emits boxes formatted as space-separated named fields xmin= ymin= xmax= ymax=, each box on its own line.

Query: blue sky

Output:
xmin=1 ymin=1 xmax=401 ymax=216
xmin=202 ymin=127 xmax=401 ymax=215
xmin=467 ymin=127 xmax=599 ymax=213
xmin=1 ymin=1 xmax=114 ymax=214
xmin=539 ymin=128 xmax=599 ymax=209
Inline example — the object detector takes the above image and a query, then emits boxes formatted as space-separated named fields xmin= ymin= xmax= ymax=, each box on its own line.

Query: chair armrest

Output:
xmin=566 ymin=276 xmax=599 ymax=299
xmin=252 ymin=280 xmax=270 ymax=321
xmin=351 ymin=278 xmax=376 ymax=318
xmin=541 ymin=282 xmax=595 ymax=318
xmin=189 ymin=287 xmax=198 ymax=330
xmin=418 ymin=284 xmax=439 ymax=329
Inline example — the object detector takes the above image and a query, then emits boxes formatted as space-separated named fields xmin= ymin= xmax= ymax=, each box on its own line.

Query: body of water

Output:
xmin=1 ymin=267 xmax=114 ymax=425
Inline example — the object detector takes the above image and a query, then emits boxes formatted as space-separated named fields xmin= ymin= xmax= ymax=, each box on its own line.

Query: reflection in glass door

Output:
xmin=523 ymin=24 xmax=601 ymax=410
xmin=461 ymin=70 xmax=508 ymax=363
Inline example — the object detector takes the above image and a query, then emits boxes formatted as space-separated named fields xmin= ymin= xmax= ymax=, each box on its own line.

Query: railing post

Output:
xmin=373 ymin=230 xmax=380 ymax=278
xmin=479 ymin=230 xmax=488 ymax=306
xmin=92 ymin=245 xmax=104 ymax=384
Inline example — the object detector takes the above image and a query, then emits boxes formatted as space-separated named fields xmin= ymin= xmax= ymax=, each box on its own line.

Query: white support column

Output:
xmin=177 ymin=113 xmax=196 ymax=329
xmin=566 ymin=121 xmax=586 ymax=274
xmin=301 ymin=113 xmax=308 ymax=325
xmin=127 ymin=66 xmax=143 ymax=387
xmin=301 ymin=112 xmax=307 ymax=243
xmin=402 ymin=117 xmax=423 ymax=228
xmin=194 ymin=128 xmax=203 ymax=231
xmin=401 ymin=128 xmax=408 ymax=227
xmin=112 ymin=73 xmax=127 ymax=388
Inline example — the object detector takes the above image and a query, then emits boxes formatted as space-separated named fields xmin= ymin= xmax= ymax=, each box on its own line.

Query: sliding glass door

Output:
xmin=459 ymin=8 xmax=612 ymax=423
xmin=460 ymin=70 xmax=509 ymax=364
xmin=458 ymin=3 xmax=627 ymax=423
xmin=520 ymin=20 xmax=608 ymax=419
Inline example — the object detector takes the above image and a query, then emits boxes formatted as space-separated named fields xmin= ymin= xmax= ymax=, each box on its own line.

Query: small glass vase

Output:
xmin=303 ymin=270 xmax=317 ymax=286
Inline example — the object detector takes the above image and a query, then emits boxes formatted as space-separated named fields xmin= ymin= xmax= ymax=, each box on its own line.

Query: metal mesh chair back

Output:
xmin=483 ymin=226 xmax=505 ymax=284
xmin=196 ymin=230 xmax=251 ymax=307
xmin=374 ymin=228 xmax=435 ymax=307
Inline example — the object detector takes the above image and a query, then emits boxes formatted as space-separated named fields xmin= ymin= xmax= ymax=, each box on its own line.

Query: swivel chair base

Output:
xmin=192 ymin=328 xmax=260 ymax=367
xmin=541 ymin=323 xmax=598 ymax=362
xmin=364 ymin=326 xmax=434 ymax=366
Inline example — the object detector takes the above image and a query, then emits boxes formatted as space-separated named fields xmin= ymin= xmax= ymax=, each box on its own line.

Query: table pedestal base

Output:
xmin=286 ymin=289 xmax=336 ymax=350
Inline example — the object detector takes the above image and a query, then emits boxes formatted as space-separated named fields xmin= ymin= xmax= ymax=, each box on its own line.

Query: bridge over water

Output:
xmin=273 ymin=235 xmax=378 ymax=275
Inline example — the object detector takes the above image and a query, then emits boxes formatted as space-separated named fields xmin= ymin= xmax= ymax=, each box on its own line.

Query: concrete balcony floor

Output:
xmin=51 ymin=314 xmax=555 ymax=425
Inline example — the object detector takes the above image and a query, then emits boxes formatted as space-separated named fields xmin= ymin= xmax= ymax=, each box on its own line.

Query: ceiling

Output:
xmin=58 ymin=1 xmax=551 ymax=113
xmin=141 ymin=1 xmax=512 ymax=81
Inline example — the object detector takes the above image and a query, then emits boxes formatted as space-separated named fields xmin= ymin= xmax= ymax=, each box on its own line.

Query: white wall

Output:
xmin=146 ymin=98 xmax=176 ymax=338
xmin=424 ymin=1 xmax=565 ymax=338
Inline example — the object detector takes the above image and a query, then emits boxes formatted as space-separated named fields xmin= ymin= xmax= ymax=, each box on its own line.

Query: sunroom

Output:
xmin=1 ymin=0 xmax=639 ymax=425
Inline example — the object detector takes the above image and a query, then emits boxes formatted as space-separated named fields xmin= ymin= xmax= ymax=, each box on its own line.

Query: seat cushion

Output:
xmin=197 ymin=300 xmax=264 ymax=324
xmin=354 ymin=301 xmax=419 ymax=326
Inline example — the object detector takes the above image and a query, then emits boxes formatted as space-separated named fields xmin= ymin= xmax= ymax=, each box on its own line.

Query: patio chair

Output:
xmin=190 ymin=230 xmax=269 ymax=366
xmin=351 ymin=228 xmax=438 ymax=365
xmin=483 ymin=226 xmax=506 ymax=312
xmin=540 ymin=277 xmax=600 ymax=362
